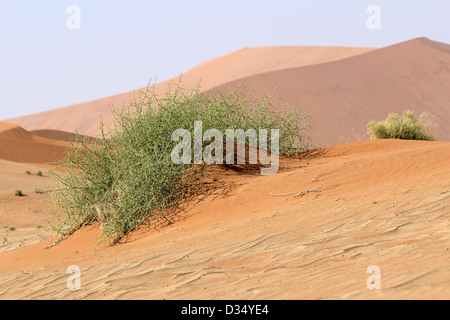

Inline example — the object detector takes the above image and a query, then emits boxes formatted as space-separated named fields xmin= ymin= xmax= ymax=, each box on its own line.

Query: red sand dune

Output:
xmin=0 ymin=139 xmax=450 ymax=299
xmin=0 ymin=122 xmax=69 ymax=164
xmin=5 ymin=45 xmax=375 ymax=138
xmin=210 ymin=37 xmax=450 ymax=146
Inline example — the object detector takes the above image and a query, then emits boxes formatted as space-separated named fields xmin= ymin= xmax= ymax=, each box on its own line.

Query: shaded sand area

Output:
xmin=0 ymin=139 xmax=449 ymax=299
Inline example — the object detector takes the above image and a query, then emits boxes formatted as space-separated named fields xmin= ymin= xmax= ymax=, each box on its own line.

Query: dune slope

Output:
xmin=5 ymin=46 xmax=375 ymax=137
xmin=0 ymin=139 xmax=449 ymax=299
xmin=211 ymin=37 xmax=450 ymax=147
xmin=6 ymin=38 xmax=450 ymax=148
xmin=0 ymin=122 xmax=69 ymax=164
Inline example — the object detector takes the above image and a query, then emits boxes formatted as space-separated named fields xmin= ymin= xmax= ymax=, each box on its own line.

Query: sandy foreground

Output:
xmin=0 ymin=139 xmax=449 ymax=299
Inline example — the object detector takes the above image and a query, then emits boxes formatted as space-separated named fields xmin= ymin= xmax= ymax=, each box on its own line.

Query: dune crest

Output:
xmin=209 ymin=37 xmax=450 ymax=146
xmin=5 ymin=38 xmax=450 ymax=148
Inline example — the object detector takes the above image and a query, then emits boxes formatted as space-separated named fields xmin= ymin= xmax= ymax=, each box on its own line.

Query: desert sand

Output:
xmin=211 ymin=37 xmax=450 ymax=147
xmin=0 ymin=38 xmax=449 ymax=300
xmin=0 ymin=123 xmax=70 ymax=254
xmin=0 ymin=122 xmax=68 ymax=164
xmin=0 ymin=139 xmax=449 ymax=299
xmin=0 ymin=158 xmax=56 ymax=253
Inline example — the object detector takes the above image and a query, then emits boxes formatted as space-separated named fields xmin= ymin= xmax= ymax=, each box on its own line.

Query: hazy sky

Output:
xmin=1 ymin=0 xmax=449 ymax=120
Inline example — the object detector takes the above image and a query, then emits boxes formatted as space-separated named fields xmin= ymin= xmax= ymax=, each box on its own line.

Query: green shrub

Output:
xmin=367 ymin=110 xmax=435 ymax=141
xmin=14 ymin=189 xmax=23 ymax=197
xmin=36 ymin=170 xmax=43 ymax=177
xmin=25 ymin=170 xmax=31 ymax=175
xmin=51 ymin=81 xmax=314 ymax=244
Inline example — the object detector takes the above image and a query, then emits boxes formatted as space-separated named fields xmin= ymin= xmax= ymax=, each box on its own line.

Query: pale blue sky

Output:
xmin=0 ymin=0 xmax=449 ymax=119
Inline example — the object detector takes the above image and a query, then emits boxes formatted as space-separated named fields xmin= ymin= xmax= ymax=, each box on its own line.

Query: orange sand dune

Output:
xmin=211 ymin=37 xmax=450 ymax=147
xmin=1 ymin=139 xmax=449 ymax=299
xmin=5 ymin=46 xmax=375 ymax=137
xmin=0 ymin=122 xmax=69 ymax=163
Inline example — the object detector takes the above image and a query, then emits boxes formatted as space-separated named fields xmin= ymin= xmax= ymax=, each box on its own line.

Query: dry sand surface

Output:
xmin=1 ymin=139 xmax=449 ymax=299
xmin=1 ymin=37 xmax=449 ymax=300
xmin=0 ymin=159 xmax=56 ymax=254
xmin=0 ymin=123 xmax=68 ymax=254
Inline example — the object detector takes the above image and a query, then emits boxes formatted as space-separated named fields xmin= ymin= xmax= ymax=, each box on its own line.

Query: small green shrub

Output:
xmin=367 ymin=110 xmax=435 ymax=141
xmin=51 ymin=81 xmax=315 ymax=244
xmin=25 ymin=170 xmax=31 ymax=175
xmin=36 ymin=170 xmax=43 ymax=177
xmin=14 ymin=189 xmax=23 ymax=197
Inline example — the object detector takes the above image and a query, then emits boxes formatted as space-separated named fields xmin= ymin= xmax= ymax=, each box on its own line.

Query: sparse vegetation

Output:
xmin=51 ymin=81 xmax=315 ymax=244
xmin=25 ymin=170 xmax=44 ymax=177
xmin=14 ymin=189 xmax=23 ymax=197
xmin=367 ymin=110 xmax=435 ymax=141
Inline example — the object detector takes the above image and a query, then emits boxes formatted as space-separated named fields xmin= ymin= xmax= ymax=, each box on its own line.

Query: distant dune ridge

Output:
xmin=210 ymin=37 xmax=450 ymax=146
xmin=5 ymin=37 xmax=449 ymax=147
xmin=5 ymin=45 xmax=375 ymax=139
xmin=0 ymin=122 xmax=68 ymax=163
xmin=30 ymin=129 xmax=96 ymax=143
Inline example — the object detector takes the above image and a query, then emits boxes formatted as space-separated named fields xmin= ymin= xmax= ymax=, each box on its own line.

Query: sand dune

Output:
xmin=0 ymin=122 xmax=69 ymax=163
xmin=1 ymin=139 xmax=449 ymax=299
xmin=0 ymin=124 xmax=71 ymax=252
xmin=210 ymin=37 xmax=450 ymax=146
xmin=5 ymin=46 xmax=375 ymax=137
xmin=5 ymin=38 xmax=450 ymax=148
